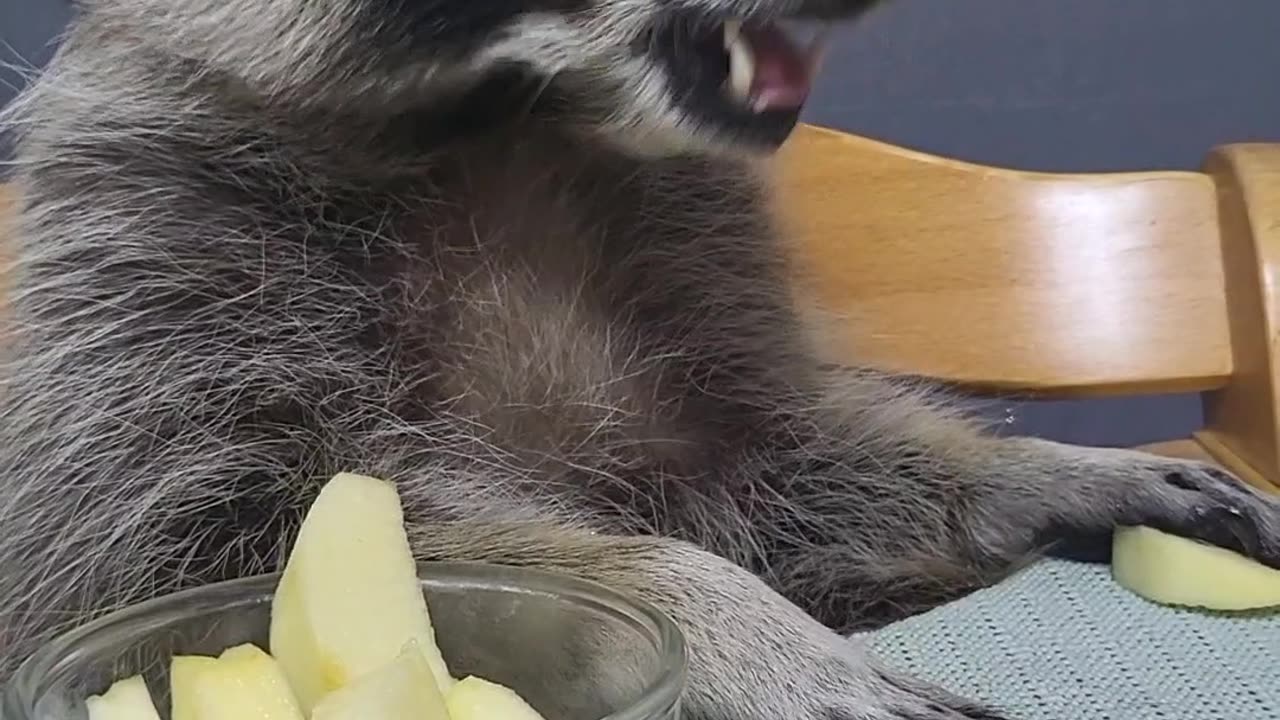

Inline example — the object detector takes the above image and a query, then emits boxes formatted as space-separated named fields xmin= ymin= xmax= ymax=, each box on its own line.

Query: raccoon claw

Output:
xmin=1130 ymin=461 xmax=1280 ymax=569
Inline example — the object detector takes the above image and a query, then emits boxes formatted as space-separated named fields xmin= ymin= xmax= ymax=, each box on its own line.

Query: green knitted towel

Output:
xmin=864 ymin=559 xmax=1280 ymax=720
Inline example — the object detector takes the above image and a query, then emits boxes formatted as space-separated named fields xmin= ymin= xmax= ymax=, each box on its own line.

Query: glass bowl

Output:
xmin=3 ymin=562 xmax=686 ymax=720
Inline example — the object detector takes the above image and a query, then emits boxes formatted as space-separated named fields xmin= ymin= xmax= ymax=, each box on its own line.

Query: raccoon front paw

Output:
xmin=1128 ymin=459 xmax=1280 ymax=568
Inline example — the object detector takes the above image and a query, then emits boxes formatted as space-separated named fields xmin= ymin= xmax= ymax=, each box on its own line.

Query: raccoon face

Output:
xmin=92 ymin=0 xmax=882 ymax=156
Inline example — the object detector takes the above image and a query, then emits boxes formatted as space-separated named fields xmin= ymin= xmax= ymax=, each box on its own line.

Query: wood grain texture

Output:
xmin=773 ymin=124 xmax=1233 ymax=396
xmin=1197 ymin=144 xmax=1280 ymax=492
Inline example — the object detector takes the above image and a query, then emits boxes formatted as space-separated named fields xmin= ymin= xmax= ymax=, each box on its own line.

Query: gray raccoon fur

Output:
xmin=2 ymin=0 xmax=1278 ymax=717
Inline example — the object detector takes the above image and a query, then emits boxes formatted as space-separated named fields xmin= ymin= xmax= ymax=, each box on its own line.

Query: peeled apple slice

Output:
xmin=270 ymin=472 xmax=453 ymax=712
xmin=169 ymin=644 xmax=304 ymax=720
xmin=169 ymin=656 xmax=217 ymax=720
xmin=446 ymin=676 xmax=548 ymax=720
xmin=205 ymin=644 xmax=306 ymax=720
xmin=1112 ymin=525 xmax=1280 ymax=610
xmin=84 ymin=675 xmax=162 ymax=720
xmin=311 ymin=641 xmax=452 ymax=720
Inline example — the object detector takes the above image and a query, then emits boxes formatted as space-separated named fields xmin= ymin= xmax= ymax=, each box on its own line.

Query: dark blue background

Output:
xmin=5 ymin=0 xmax=1279 ymax=447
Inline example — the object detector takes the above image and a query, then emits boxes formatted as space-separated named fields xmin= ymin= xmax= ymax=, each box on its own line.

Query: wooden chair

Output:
xmin=774 ymin=124 xmax=1280 ymax=493
xmin=1 ymin=125 xmax=1278 ymax=492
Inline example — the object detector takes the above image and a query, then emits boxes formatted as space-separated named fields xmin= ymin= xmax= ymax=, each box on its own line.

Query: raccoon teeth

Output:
xmin=723 ymin=21 xmax=754 ymax=104
xmin=724 ymin=19 xmax=742 ymax=46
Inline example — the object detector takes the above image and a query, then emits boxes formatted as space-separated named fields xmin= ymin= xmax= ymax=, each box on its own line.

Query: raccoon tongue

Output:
xmin=742 ymin=23 xmax=815 ymax=112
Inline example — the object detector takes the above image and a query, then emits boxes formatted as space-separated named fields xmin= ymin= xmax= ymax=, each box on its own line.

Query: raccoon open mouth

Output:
xmin=714 ymin=20 xmax=825 ymax=113
xmin=651 ymin=14 xmax=826 ymax=144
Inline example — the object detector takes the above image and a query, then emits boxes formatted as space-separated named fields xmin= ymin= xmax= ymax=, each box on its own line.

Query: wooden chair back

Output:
xmin=774 ymin=124 xmax=1280 ymax=491
xmin=1 ymin=126 xmax=1278 ymax=490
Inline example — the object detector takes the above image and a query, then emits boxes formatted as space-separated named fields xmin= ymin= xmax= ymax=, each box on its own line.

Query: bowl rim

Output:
xmin=5 ymin=560 xmax=688 ymax=720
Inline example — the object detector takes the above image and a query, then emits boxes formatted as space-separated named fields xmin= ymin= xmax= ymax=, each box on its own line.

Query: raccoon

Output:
xmin=1 ymin=0 xmax=1277 ymax=717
